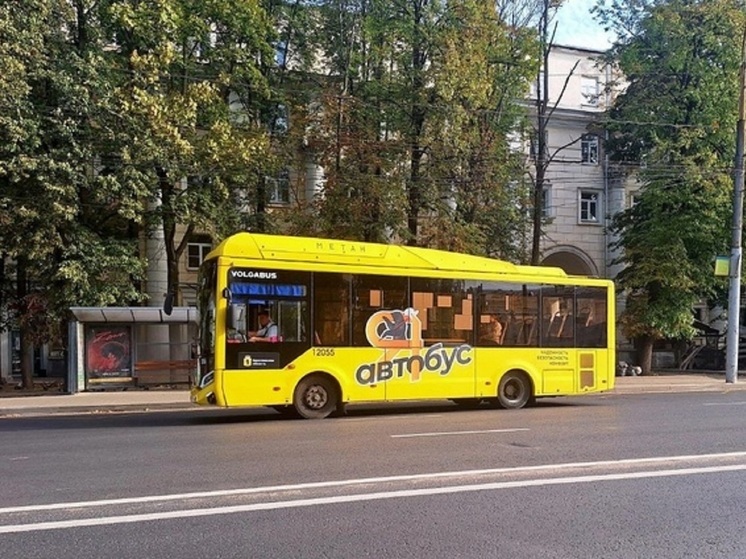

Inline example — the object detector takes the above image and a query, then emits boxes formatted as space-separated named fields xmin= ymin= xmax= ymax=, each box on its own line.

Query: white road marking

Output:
xmin=391 ymin=428 xmax=529 ymax=438
xmin=703 ymin=401 xmax=746 ymax=406
xmin=3 ymin=451 xmax=746 ymax=516
xmin=2 ymin=464 xmax=746 ymax=534
xmin=347 ymin=414 xmax=445 ymax=422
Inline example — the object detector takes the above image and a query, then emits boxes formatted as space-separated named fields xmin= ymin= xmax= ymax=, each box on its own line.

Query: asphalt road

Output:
xmin=3 ymin=392 xmax=746 ymax=558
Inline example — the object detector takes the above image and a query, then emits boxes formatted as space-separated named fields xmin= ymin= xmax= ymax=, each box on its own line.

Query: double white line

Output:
xmin=3 ymin=451 xmax=746 ymax=534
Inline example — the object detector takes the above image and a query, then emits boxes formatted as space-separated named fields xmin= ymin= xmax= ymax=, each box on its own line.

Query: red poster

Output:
xmin=85 ymin=326 xmax=132 ymax=378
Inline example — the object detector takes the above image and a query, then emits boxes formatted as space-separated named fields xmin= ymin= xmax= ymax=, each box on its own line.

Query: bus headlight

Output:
xmin=199 ymin=371 xmax=214 ymax=388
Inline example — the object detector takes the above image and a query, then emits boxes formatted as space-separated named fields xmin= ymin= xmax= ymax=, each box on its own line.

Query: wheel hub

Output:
xmin=305 ymin=385 xmax=328 ymax=409
xmin=505 ymin=381 xmax=520 ymax=400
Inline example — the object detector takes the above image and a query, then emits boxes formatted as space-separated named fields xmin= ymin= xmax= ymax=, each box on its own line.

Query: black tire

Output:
xmin=293 ymin=374 xmax=338 ymax=419
xmin=451 ymin=398 xmax=484 ymax=409
xmin=496 ymin=371 xmax=531 ymax=409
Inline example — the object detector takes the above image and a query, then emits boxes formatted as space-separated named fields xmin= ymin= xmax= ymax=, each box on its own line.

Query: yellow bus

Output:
xmin=190 ymin=233 xmax=615 ymax=418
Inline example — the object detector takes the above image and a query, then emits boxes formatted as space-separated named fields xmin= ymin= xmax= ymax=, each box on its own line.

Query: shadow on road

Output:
xmin=0 ymin=397 xmax=600 ymax=431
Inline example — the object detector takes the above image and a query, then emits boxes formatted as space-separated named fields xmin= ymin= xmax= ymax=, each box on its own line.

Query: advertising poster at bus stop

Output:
xmin=85 ymin=325 xmax=133 ymax=380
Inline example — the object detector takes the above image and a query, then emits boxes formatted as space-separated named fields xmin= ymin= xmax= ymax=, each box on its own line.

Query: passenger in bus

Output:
xmin=248 ymin=310 xmax=280 ymax=342
xmin=479 ymin=314 xmax=503 ymax=346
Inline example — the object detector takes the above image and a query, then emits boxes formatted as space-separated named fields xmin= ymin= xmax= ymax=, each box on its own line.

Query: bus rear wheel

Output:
xmin=293 ymin=374 xmax=338 ymax=419
xmin=496 ymin=371 xmax=531 ymax=409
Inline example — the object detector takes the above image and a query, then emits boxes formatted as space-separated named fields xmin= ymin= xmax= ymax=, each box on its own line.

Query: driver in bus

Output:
xmin=248 ymin=310 xmax=280 ymax=342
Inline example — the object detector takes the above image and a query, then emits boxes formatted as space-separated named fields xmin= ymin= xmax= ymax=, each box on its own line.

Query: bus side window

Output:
xmin=352 ymin=275 xmax=408 ymax=346
xmin=576 ymin=289 xmax=607 ymax=348
xmin=314 ymin=272 xmax=351 ymax=346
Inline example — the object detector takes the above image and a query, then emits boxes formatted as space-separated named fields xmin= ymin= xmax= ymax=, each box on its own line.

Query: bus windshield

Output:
xmin=225 ymin=269 xmax=310 ymax=344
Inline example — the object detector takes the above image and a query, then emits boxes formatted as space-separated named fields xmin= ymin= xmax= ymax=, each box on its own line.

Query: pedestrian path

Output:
xmin=613 ymin=373 xmax=745 ymax=394
xmin=1 ymin=374 xmax=745 ymax=417
xmin=0 ymin=390 xmax=192 ymax=416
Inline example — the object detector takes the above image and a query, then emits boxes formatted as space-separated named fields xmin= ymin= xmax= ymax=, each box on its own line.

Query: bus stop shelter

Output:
xmin=68 ymin=307 xmax=198 ymax=393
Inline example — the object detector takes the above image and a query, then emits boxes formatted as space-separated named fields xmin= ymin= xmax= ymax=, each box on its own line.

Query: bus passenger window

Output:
xmin=314 ymin=273 xmax=351 ymax=346
xmin=352 ymin=275 xmax=408 ymax=346
xmin=411 ymin=278 xmax=471 ymax=345
xmin=576 ymin=287 xmax=607 ymax=348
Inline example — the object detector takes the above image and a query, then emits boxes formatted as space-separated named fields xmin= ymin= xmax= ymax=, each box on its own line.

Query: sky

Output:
xmin=552 ymin=0 xmax=615 ymax=51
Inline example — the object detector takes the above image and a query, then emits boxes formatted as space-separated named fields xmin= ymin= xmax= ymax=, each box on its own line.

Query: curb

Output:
xmin=0 ymin=403 xmax=199 ymax=419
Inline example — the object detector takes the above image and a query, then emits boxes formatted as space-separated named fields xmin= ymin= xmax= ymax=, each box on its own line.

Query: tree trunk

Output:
xmin=531 ymin=161 xmax=546 ymax=265
xmin=531 ymin=0 xmax=551 ymax=266
xmin=20 ymin=332 xmax=34 ymax=389
xmin=407 ymin=1 xmax=426 ymax=246
xmin=157 ymin=168 xmax=181 ymax=305
xmin=16 ymin=257 xmax=34 ymax=388
xmin=637 ymin=335 xmax=655 ymax=375
xmin=407 ymin=144 xmax=423 ymax=244
xmin=0 ymin=254 xmax=4 ymax=379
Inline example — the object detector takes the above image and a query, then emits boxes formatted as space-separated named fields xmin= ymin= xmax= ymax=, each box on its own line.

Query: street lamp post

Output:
xmin=725 ymin=27 xmax=746 ymax=384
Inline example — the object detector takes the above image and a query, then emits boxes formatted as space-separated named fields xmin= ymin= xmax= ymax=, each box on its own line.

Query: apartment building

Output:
xmin=530 ymin=45 xmax=626 ymax=279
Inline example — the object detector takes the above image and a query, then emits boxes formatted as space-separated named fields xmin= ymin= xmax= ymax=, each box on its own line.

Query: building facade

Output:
xmin=531 ymin=45 xmax=626 ymax=279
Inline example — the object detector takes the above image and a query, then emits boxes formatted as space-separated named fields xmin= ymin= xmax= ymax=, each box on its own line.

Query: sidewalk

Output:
xmin=612 ymin=372 xmax=746 ymax=395
xmin=2 ymin=373 xmax=746 ymax=418
xmin=0 ymin=389 xmax=194 ymax=417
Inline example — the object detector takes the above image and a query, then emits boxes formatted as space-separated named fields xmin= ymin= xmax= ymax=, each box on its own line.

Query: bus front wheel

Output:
xmin=496 ymin=371 xmax=532 ymax=409
xmin=293 ymin=374 xmax=338 ymax=419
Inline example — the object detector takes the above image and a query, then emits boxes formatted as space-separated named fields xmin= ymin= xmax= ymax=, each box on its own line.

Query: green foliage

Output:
xmin=98 ymin=0 xmax=276 ymax=300
xmin=603 ymin=0 xmax=742 ymax=342
xmin=296 ymin=0 xmax=537 ymax=255
xmin=0 ymin=0 xmax=543 ymax=356
xmin=0 ymin=0 xmax=146 ymax=345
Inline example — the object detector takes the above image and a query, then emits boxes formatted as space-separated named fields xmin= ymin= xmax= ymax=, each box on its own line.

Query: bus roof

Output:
xmin=208 ymin=232 xmax=571 ymax=279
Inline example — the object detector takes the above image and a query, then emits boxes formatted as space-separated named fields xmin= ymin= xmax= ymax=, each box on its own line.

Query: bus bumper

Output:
xmin=191 ymin=382 xmax=218 ymax=406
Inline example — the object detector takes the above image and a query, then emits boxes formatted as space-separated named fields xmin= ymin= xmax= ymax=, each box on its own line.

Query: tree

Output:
xmin=520 ymin=0 xmax=606 ymax=266
xmin=0 ymin=0 xmax=145 ymax=386
xmin=100 ymin=0 xmax=275 ymax=305
xmin=298 ymin=0 xmax=537 ymax=255
xmin=420 ymin=0 xmax=538 ymax=257
xmin=596 ymin=0 xmax=743 ymax=373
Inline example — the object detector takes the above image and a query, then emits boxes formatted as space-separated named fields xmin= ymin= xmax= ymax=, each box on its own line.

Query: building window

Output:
xmin=187 ymin=243 xmax=212 ymax=270
xmin=581 ymin=76 xmax=600 ymax=106
xmin=579 ymin=191 xmax=601 ymax=224
xmin=267 ymin=169 xmax=290 ymax=204
xmin=581 ymin=134 xmax=599 ymax=165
